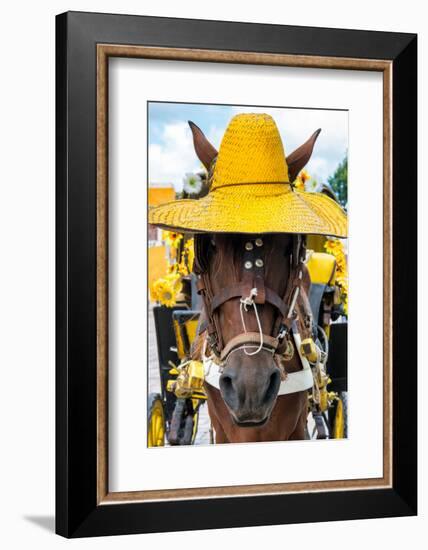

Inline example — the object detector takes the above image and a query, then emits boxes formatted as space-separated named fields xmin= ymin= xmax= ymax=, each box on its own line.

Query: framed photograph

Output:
xmin=56 ymin=11 xmax=417 ymax=538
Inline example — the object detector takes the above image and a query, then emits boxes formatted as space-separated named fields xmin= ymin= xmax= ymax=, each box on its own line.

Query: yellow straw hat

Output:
xmin=149 ymin=113 xmax=347 ymax=237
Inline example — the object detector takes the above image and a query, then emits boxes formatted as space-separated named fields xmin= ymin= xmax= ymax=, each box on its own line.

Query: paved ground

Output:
xmin=148 ymin=305 xmax=211 ymax=445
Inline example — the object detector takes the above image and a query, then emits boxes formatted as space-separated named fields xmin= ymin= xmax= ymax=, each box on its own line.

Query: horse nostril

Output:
xmin=219 ymin=373 xmax=240 ymax=409
xmin=220 ymin=374 xmax=234 ymax=393
xmin=264 ymin=369 xmax=281 ymax=404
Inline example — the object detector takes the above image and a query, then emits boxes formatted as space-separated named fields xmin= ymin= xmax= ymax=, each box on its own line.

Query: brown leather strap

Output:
xmin=196 ymin=271 xmax=223 ymax=353
xmin=220 ymin=332 xmax=279 ymax=361
xmin=265 ymin=287 xmax=289 ymax=318
xmin=210 ymin=283 xmax=251 ymax=313
xmin=197 ymin=310 xmax=209 ymax=335
xmin=254 ymin=243 xmax=266 ymax=304
xmin=210 ymin=284 xmax=288 ymax=318
xmin=194 ymin=233 xmax=311 ymax=360
xmin=242 ymin=241 xmax=255 ymax=287
xmin=272 ymin=259 xmax=299 ymax=336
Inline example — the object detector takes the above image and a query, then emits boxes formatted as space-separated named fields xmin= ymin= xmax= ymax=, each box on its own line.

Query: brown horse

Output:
xmin=188 ymin=121 xmax=320 ymax=443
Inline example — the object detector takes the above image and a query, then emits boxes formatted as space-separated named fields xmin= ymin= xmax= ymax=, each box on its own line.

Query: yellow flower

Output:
xmin=150 ymin=274 xmax=182 ymax=307
xmin=150 ymin=278 xmax=166 ymax=302
xmin=167 ymin=262 xmax=179 ymax=275
xmin=294 ymin=176 xmax=304 ymax=190
xmin=184 ymin=238 xmax=195 ymax=272
xmin=324 ymin=238 xmax=348 ymax=316
xmin=324 ymin=239 xmax=339 ymax=254
xmin=300 ymin=170 xmax=310 ymax=184
xmin=162 ymin=230 xmax=183 ymax=249
xmin=336 ymin=257 xmax=346 ymax=272
xmin=157 ymin=285 xmax=178 ymax=307
xmin=165 ymin=272 xmax=182 ymax=292
xmin=294 ymin=169 xmax=311 ymax=190
xmin=150 ymin=239 xmax=193 ymax=307
xmin=342 ymin=294 xmax=348 ymax=316
xmin=150 ymin=272 xmax=183 ymax=306
xmin=335 ymin=273 xmax=347 ymax=287
xmin=177 ymin=260 xmax=189 ymax=276
xmin=171 ymin=238 xmax=195 ymax=276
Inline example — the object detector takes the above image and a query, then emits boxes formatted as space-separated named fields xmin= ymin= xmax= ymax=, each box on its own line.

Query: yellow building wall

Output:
xmin=148 ymin=245 xmax=168 ymax=293
xmin=148 ymin=187 xmax=175 ymax=301
xmin=148 ymin=187 xmax=175 ymax=206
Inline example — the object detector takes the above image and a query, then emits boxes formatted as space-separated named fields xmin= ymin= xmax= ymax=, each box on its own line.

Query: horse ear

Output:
xmin=188 ymin=121 xmax=218 ymax=171
xmin=286 ymin=129 xmax=321 ymax=183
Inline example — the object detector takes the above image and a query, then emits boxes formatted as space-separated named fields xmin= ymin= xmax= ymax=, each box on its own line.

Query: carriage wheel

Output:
xmin=191 ymin=411 xmax=199 ymax=444
xmin=332 ymin=391 xmax=348 ymax=439
xmin=147 ymin=393 xmax=166 ymax=447
xmin=168 ymin=398 xmax=201 ymax=445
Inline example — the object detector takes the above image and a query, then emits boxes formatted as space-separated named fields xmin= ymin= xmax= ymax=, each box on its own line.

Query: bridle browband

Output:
xmin=193 ymin=233 xmax=313 ymax=369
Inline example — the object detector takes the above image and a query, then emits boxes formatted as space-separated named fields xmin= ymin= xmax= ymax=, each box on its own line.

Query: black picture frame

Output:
xmin=56 ymin=11 xmax=417 ymax=538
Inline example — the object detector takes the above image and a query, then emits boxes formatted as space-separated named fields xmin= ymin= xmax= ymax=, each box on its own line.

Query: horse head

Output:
xmin=189 ymin=121 xmax=319 ymax=427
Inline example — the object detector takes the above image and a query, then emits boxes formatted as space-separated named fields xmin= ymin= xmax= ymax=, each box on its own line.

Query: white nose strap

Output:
xmin=204 ymin=330 xmax=314 ymax=396
xmin=239 ymin=288 xmax=264 ymax=356
xmin=204 ymin=356 xmax=313 ymax=395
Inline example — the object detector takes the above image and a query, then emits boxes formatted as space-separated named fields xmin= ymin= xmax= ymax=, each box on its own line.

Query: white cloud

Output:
xmin=149 ymin=108 xmax=348 ymax=190
xmin=229 ymin=106 xmax=348 ymax=183
xmin=149 ymin=121 xmax=202 ymax=189
xmin=204 ymin=125 xmax=224 ymax=150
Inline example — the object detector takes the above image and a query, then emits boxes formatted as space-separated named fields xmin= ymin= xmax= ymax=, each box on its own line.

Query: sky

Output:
xmin=148 ymin=102 xmax=348 ymax=190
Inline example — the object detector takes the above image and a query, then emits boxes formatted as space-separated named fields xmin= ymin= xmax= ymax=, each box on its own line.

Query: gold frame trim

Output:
xmin=96 ymin=44 xmax=393 ymax=504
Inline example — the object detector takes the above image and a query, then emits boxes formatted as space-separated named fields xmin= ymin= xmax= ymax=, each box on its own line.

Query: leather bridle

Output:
xmin=193 ymin=233 xmax=313 ymax=368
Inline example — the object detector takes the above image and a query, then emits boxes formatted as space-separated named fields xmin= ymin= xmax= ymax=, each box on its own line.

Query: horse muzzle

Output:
xmin=219 ymin=349 xmax=281 ymax=426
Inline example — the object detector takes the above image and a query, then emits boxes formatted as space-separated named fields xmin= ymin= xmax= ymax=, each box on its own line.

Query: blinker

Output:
xmin=300 ymin=338 xmax=318 ymax=363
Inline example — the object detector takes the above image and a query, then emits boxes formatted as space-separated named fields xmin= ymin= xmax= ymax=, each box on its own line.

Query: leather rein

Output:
xmin=193 ymin=234 xmax=314 ymax=370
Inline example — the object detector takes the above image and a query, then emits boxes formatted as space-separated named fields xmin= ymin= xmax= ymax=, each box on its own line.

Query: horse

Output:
xmin=187 ymin=120 xmax=321 ymax=443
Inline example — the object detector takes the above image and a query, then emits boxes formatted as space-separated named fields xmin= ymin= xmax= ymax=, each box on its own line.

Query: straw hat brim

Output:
xmin=149 ymin=185 xmax=347 ymax=238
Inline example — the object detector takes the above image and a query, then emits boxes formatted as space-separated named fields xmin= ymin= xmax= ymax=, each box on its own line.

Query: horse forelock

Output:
xmin=209 ymin=234 xmax=292 ymax=294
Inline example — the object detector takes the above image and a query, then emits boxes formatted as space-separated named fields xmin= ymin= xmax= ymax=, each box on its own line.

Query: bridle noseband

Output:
xmin=194 ymin=234 xmax=313 ymax=370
